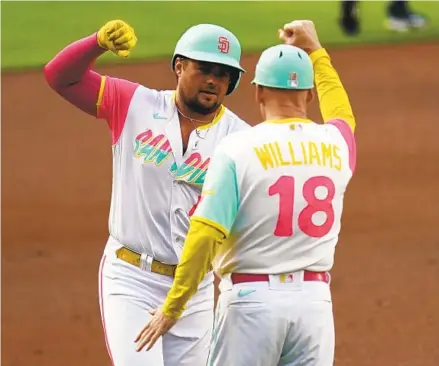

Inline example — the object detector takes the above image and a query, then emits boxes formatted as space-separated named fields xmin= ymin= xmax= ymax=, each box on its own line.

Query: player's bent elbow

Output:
xmin=43 ymin=62 xmax=68 ymax=91
xmin=43 ymin=63 xmax=56 ymax=89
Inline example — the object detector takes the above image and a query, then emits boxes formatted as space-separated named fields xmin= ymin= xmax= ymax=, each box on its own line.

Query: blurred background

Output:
xmin=2 ymin=1 xmax=439 ymax=366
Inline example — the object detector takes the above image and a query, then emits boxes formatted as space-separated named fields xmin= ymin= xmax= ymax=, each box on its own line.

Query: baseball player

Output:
xmin=135 ymin=20 xmax=356 ymax=366
xmin=44 ymin=19 xmax=249 ymax=366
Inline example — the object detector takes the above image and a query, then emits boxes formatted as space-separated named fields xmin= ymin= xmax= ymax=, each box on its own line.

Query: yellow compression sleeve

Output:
xmin=310 ymin=48 xmax=356 ymax=132
xmin=162 ymin=219 xmax=224 ymax=320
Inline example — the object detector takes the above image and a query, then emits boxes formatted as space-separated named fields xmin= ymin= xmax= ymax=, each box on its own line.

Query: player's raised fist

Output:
xmin=278 ymin=20 xmax=322 ymax=54
xmin=97 ymin=19 xmax=137 ymax=58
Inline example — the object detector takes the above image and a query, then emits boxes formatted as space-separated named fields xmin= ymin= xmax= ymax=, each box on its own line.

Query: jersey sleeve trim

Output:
xmin=328 ymin=119 xmax=357 ymax=173
xmin=96 ymin=75 xmax=106 ymax=111
xmin=97 ymin=77 xmax=139 ymax=145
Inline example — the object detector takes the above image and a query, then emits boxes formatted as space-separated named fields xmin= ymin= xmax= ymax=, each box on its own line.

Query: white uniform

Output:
xmin=97 ymin=76 xmax=249 ymax=366
xmin=192 ymin=117 xmax=356 ymax=366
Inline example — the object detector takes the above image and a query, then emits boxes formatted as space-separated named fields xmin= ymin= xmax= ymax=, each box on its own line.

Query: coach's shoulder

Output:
xmin=216 ymin=127 xmax=252 ymax=159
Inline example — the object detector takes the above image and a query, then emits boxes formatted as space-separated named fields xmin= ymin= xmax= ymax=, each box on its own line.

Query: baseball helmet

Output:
xmin=252 ymin=44 xmax=314 ymax=90
xmin=171 ymin=24 xmax=245 ymax=95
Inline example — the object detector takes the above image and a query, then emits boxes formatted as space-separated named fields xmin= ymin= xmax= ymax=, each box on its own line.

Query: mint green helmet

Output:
xmin=252 ymin=44 xmax=314 ymax=90
xmin=171 ymin=24 xmax=245 ymax=95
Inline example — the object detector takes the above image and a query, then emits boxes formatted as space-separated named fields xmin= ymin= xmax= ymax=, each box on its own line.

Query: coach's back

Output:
xmin=212 ymin=116 xmax=355 ymax=276
xmin=151 ymin=24 xmax=358 ymax=366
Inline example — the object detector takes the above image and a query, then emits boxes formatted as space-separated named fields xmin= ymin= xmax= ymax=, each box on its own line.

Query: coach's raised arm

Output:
xmin=279 ymin=20 xmax=356 ymax=133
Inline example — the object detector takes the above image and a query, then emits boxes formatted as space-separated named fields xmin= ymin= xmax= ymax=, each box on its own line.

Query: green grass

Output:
xmin=2 ymin=1 xmax=439 ymax=70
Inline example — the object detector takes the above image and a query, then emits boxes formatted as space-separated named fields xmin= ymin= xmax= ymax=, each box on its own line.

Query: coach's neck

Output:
xmin=257 ymin=86 xmax=313 ymax=121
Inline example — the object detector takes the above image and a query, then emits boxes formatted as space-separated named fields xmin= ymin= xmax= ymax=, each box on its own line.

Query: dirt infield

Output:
xmin=2 ymin=42 xmax=439 ymax=366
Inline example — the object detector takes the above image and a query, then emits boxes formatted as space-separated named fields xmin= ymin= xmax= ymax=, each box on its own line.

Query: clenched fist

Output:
xmin=97 ymin=20 xmax=137 ymax=58
xmin=278 ymin=20 xmax=322 ymax=55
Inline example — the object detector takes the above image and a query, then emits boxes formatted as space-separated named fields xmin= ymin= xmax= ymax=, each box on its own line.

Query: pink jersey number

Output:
xmin=268 ymin=176 xmax=335 ymax=238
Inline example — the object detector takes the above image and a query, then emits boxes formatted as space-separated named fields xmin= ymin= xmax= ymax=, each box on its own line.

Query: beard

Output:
xmin=181 ymin=90 xmax=221 ymax=115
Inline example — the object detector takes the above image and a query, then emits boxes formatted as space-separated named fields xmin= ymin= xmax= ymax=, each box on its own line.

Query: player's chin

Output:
xmin=198 ymin=92 xmax=219 ymax=106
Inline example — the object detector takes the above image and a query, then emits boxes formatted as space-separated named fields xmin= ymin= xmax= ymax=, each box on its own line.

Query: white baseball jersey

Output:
xmin=97 ymin=76 xmax=249 ymax=264
xmin=192 ymin=117 xmax=356 ymax=275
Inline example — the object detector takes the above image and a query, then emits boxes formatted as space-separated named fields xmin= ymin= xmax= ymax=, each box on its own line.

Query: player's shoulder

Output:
xmin=127 ymin=84 xmax=176 ymax=113
xmin=221 ymin=107 xmax=251 ymax=134
xmin=134 ymin=84 xmax=172 ymax=101
xmin=105 ymin=75 xmax=167 ymax=101
xmin=104 ymin=75 xmax=140 ymax=93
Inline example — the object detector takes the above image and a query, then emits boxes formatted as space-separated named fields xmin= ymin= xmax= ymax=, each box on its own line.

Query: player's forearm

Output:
xmin=44 ymin=33 xmax=105 ymax=86
xmin=310 ymin=48 xmax=356 ymax=132
xmin=162 ymin=220 xmax=221 ymax=320
xmin=44 ymin=33 xmax=106 ymax=116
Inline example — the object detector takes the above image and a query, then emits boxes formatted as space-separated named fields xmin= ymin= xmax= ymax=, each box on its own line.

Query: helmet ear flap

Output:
xmin=227 ymin=69 xmax=241 ymax=95
xmin=172 ymin=55 xmax=186 ymax=71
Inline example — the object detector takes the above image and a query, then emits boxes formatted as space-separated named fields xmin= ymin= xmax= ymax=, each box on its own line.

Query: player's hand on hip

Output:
xmin=97 ymin=19 xmax=137 ymax=58
xmin=134 ymin=308 xmax=177 ymax=352
xmin=278 ymin=20 xmax=322 ymax=54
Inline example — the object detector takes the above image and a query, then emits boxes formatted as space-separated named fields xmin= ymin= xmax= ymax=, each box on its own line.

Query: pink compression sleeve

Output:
xmin=44 ymin=33 xmax=106 ymax=117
